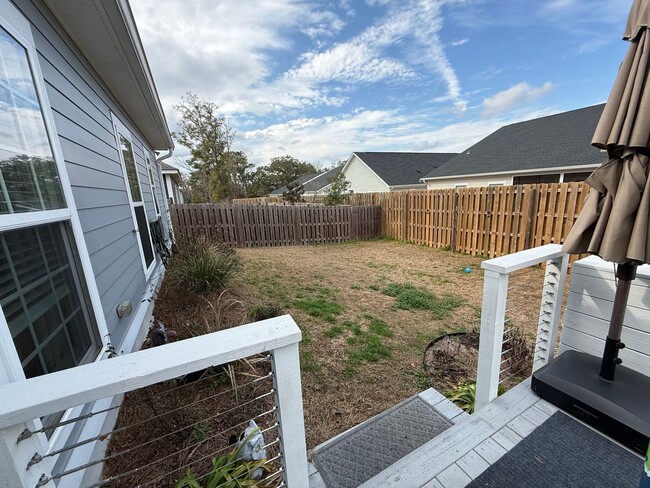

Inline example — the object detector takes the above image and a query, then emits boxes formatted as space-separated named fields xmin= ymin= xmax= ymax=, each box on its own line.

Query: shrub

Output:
xmin=447 ymin=380 xmax=505 ymax=414
xmin=324 ymin=172 xmax=352 ymax=205
xmin=168 ymin=237 xmax=240 ymax=294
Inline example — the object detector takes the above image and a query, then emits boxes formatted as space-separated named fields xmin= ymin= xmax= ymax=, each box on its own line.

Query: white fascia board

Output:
xmin=420 ymin=164 xmax=600 ymax=182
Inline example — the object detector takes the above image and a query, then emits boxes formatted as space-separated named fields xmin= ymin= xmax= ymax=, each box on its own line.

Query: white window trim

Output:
xmin=146 ymin=155 xmax=161 ymax=218
xmin=454 ymin=183 xmax=468 ymax=189
xmin=0 ymin=0 xmax=113 ymax=458
xmin=488 ymin=181 xmax=506 ymax=187
xmin=111 ymin=115 xmax=156 ymax=280
xmin=0 ymin=3 xmax=109 ymax=388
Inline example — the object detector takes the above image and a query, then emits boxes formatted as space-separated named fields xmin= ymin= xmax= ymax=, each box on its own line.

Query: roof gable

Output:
xmin=353 ymin=152 xmax=457 ymax=186
xmin=424 ymin=104 xmax=605 ymax=180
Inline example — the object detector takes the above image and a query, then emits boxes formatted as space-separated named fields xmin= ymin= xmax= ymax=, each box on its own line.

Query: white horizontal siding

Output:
xmin=560 ymin=256 xmax=650 ymax=377
xmin=343 ymin=154 xmax=389 ymax=193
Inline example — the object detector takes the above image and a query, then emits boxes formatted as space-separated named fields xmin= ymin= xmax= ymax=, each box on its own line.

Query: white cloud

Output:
xmin=450 ymin=38 xmax=469 ymax=46
xmin=482 ymin=82 xmax=555 ymax=116
xmin=240 ymin=106 xmax=559 ymax=166
xmin=300 ymin=11 xmax=346 ymax=39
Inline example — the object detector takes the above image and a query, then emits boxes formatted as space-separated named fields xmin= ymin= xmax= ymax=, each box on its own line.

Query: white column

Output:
xmin=271 ymin=343 xmax=308 ymax=488
xmin=475 ymin=270 xmax=509 ymax=410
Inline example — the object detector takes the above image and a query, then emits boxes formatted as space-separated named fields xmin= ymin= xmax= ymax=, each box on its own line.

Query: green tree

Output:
xmin=324 ymin=172 xmax=352 ymax=205
xmin=283 ymin=180 xmax=304 ymax=204
xmin=248 ymin=155 xmax=317 ymax=196
xmin=173 ymin=93 xmax=239 ymax=202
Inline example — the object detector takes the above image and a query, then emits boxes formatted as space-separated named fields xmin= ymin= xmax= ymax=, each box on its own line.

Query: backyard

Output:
xmin=196 ymin=239 xmax=544 ymax=449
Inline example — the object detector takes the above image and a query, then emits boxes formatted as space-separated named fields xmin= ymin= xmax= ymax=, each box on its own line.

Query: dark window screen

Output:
xmin=134 ymin=206 xmax=154 ymax=267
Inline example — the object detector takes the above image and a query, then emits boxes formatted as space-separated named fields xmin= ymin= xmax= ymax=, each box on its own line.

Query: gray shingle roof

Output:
xmin=353 ymin=152 xmax=457 ymax=186
xmin=302 ymin=166 xmax=342 ymax=192
xmin=161 ymin=162 xmax=179 ymax=172
xmin=269 ymin=172 xmax=320 ymax=195
xmin=270 ymin=166 xmax=344 ymax=195
xmin=423 ymin=104 xmax=606 ymax=180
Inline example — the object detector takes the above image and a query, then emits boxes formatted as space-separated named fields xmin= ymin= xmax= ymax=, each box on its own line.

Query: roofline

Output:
xmin=420 ymin=163 xmax=601 ymax=182
xmin=341 ymin=153 xmax=390 ymax=189
xmin=44 ymin=0 xmax=174 ymax=151
xmin=389 ymin=183 xmax=427 ymax=189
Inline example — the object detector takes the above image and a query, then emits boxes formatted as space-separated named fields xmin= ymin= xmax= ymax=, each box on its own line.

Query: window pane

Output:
xmin=0 ymin=27 xmax=65 ymax=214
xmin=134 ymin=205 xmax=154 ymax=267
xmin=0 ymin=223 xmax=96 ymax=378
xmin=120 ymin=135 xmax=141 ymax=202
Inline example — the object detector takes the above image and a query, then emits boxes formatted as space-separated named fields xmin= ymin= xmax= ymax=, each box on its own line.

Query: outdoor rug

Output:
xmin=311 ymin=395 xmax=452 ymax=488
xmin=467 ymin=411 xmax=642 ymax=487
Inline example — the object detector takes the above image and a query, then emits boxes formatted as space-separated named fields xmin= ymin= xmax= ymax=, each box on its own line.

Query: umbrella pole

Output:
xmin=599 ymin=262 xmax=637 ymax=381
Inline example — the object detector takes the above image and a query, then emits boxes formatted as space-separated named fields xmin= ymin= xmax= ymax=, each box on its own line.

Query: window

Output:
xmin=454 ymin=183 xmax=468 ymax=189
xmin=513 ymin=174 xmax=561 ymax=185
xmin=113 ymin=120 xmax=156 ymax=274
xmin=146 ymin=157 xmax=160 ymax=215
xmin=0 ymin=19 xmax=98 ymax=382
xmin=488 ymin=182 xmax=505 ymax=187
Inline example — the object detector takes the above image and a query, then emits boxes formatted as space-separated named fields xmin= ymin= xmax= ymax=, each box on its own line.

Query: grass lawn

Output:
xmin=231 ymin=239 xmax=544 ymax=450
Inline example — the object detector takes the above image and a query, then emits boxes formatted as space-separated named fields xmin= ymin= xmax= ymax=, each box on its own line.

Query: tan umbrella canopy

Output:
xmin=562 ymin=0 xmax=650 ymax=264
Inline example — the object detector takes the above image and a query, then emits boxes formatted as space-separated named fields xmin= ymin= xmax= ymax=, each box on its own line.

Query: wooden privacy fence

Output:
xmin=347 ymin=182 xmax=589 ymax=258
xmin=170 ymin=204 xmax=380 ymax=247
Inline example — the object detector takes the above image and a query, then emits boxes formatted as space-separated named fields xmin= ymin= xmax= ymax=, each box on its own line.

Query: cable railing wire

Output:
xmin=39 ymin=389 xmax=277 ymax=487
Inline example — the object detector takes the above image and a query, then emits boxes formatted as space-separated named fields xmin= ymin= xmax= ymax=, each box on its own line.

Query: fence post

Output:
xmin=402 ymin=192 xmax=409 ymax=241
xmin=475 ymin=269 xmax=509 ymax=410
xmin=271 ymin=343 xmax=309 ymax=488
xmin=533 ymin=254 xmax=569 ymax=371
xmin=450 ymin=191 xmax=459 ymax=252
xmin=293 ymin=206 xmax=301 ymax=245
xmin=233 ymin=205 xmax=245 ymax=247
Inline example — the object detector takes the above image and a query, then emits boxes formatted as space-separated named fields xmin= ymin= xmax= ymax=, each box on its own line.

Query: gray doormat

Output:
xmin=312 ymin=395 xmax=452 ymax=488
xmin=468 ymin=412 xmax=642 ymax=487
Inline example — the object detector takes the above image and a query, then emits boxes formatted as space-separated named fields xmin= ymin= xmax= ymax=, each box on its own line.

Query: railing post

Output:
xmin=475 ymin=269 xmax=509 ymax=410
xmin=0 ymin=422 xmax=55 ymax=487
xmin=533 ymin=254 xmax=569 ymax=371
xmin=271 ymin=343 xmax=308 ymax=487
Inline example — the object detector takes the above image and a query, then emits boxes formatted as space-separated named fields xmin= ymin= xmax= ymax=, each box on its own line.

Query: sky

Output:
xmin=131 ymin=0 xmax=632 ymax=169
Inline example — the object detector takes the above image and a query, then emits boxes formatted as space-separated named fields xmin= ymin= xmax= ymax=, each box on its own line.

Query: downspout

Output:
xmin=155 ymin=148 xmax=174 ymax=165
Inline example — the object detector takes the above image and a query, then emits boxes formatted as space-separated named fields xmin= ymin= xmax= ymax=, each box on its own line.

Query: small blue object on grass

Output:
xmin=464 ymin=267 xmax=472 ymax=273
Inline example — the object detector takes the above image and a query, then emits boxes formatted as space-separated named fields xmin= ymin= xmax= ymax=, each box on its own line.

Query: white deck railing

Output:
xmin=475 ymin=244 xmax=569 ymax=410
xmin=0 ymin=315 xmax=308 ymax=488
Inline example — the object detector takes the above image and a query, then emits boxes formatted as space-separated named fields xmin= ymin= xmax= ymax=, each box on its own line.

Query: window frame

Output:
xmin=111 ymin=116 xmax=157 ymax=279
xmin=0 ymin=4 xmax=108 ymax=392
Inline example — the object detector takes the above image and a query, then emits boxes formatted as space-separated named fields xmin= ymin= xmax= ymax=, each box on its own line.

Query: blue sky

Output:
xmin=132 ymin=0 xmax=631 ymax=168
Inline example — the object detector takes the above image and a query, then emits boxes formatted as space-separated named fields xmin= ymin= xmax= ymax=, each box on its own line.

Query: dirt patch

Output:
xmin=423 ymin=331 xmax=480 ymax=392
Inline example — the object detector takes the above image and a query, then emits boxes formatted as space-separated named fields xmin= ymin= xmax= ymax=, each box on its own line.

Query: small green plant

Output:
xmin=169 ymin=236 xmax=240 ymax=294
xmin=191 ymin=424 xmax=211 ymax=442
xmin=407 ymin=369 xmax=431 ymax=389
xmin=248 ymin=303 xmax=284 ymax=321
xmin=447 ymin=381 xmax=505 ymax=414
xmin=175 ymin=430 xmax=274 ymax=488
xmin=368 ymin=283 xmax=380 ymax=291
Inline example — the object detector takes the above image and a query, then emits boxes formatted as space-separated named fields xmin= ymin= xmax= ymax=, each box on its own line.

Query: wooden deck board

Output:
xmin=456 ymin=450 xmax=490 ymax=480
xmin=436 ymin=464 xmax=473 ymax=488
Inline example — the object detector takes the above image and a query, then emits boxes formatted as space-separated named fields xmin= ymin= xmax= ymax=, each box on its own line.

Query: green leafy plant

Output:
xmin=447 ymin=381 xmax=505 ymax=414
xmin=175 ymin=430 xmax=275 ymax=488
xmin=283 ymin=180 xmax=304 ymax=204
xmin=169 ymin=236 xmax=240 ymax=294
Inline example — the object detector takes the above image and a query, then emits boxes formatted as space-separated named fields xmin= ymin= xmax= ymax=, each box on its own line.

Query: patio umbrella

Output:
xmin=562 ymin=0 xmax=650 ymax=381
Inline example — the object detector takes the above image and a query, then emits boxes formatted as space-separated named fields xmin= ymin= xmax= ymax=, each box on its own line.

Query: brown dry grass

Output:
xmin=104 ymin=238 xmax=547 ymax=484
xmin=231 ymin=239 xmax=545 ymax=450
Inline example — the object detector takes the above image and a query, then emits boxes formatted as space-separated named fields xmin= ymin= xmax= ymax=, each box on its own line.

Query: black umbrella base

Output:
xmin=531 ymin=350 xmax=650 ymax=456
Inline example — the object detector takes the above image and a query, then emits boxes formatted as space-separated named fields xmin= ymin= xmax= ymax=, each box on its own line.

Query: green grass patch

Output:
xmin=406 ymin=369 xmax=431 ymax=389
xmin=300 ymin=350 xmax=322 ymax=374
xmin=294 ymin=286 xmax=343 ymax=323
xmin=346 ymin=334 xmax=391 ymax=376
xmin=364 ymin=314 xmax=393 ymax=338
xmin=382 ymin=282 xmax=465 ymax=320
xmin=343 ymin=320 xmax=363 ymax=335
xmin=324 ymin=325 xmax=344 ymax=338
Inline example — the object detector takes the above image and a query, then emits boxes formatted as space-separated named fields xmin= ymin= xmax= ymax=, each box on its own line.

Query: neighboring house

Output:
xmin=422 ymin=104 xmax=605 ymax=189
xmin=269 ymin=166 xmax=342 ymax=197
xmin=0 ymin=0 xmax=173 ymax=485
xmin=161 ymin=162 xmax=184 ymax=204
xmin=341 ymin=152 xmax=457 ymax=192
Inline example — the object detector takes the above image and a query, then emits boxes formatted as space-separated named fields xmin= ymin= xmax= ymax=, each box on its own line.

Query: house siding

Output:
xmin=14 ymin=0 xmax=169 ymax=349
xmin=425 ymin=174 xmax=514 ymax=190
xmin=343 ymin=154 xmax=389 ymax=193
